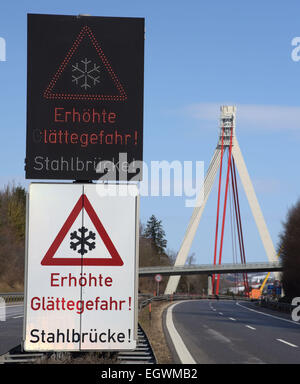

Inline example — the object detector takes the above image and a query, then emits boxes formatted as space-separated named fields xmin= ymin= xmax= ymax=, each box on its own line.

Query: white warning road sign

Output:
xmin=24 ymin=183 xmax=139 ymax=351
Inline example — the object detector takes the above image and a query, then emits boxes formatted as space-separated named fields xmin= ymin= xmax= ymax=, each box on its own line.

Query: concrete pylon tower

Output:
xmin=165 ymin=105 xmax=278 ymax=295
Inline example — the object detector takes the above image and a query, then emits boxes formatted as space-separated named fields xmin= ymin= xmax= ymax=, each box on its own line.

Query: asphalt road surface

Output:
xmin=169 ymin=300 xmax=300 ymax=364
xmin=2 ymin=300 xmax=300 ymax=364
xmin=0 ymin=303 xmax=23 ymax=355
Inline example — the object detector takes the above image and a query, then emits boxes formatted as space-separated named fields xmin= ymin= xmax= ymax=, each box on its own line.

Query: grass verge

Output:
xmin=139 ymin=300 xmax=174 ymax=364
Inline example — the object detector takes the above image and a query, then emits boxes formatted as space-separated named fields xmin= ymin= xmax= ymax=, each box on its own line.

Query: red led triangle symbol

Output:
xmin=43 ymin=25 xmax=127 ymax=101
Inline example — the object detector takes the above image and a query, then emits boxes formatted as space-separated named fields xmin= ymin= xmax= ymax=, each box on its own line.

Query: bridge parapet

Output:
xmin=139 ymin=261 xmax=282 ymax=277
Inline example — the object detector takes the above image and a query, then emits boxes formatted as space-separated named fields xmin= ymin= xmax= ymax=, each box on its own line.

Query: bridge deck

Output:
xmin=139 ymin=261 xmax=282 ymax=277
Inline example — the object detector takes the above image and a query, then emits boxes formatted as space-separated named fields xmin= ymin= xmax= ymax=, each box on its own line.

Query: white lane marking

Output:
xmin=12 ymin=315 xmax=23 ymax=319
xmin=204 ymin=326 xmax=231 ymax=344
xmin=229 ymin=317 xmax=236 ymax=321
xmin=237 ymin=302 xmax=300 ymax=326
xmin=276 ymin=339 xmax=298 ymax=348
xmin=219 ymin=312 xmax=223 ymax=315
xmin=166 ymin=302 xmax=196 ymax=364
xmin=245 ymin=325 xmax=256 ymax=330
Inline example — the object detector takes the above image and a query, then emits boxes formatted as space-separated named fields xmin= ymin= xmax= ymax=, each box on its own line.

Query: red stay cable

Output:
xmin=230 ymin=160 xmax=244 ymax=288
xmin=232 ymin=158 xmax=249 ymax=294
xmin=216 ymin=128 xmax=234 ymax=295
xmin=212 ymin=126 xmax=225 ymax=292
xmin=231 ymin=158 xmax=249 ymax=295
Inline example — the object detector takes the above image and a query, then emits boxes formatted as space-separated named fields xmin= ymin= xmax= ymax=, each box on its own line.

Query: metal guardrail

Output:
xmin=138 ymin=293 xmax=250 ymax=311
xmin=0 ymin=344 xmax=45 ymax=364
xmin=0 ymin=292 xmax=24 ymax=303
xmin=117 ymin=324 xmax=156 ymax=364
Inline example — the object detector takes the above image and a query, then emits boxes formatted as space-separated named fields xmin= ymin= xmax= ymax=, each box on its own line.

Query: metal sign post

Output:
xmin=154 ymin=274 xmax=162 ymax=297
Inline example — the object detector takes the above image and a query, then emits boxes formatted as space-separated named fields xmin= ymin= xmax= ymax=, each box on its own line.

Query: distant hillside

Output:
xmin=0 ymin=185 xmax=26 ymax=291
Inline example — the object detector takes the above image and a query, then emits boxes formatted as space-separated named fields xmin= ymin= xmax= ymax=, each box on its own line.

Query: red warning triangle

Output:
xmin=43 ymin=25 xmax=127 ymax=101
xmin=41 ymin=194 xmax=123 ymax=266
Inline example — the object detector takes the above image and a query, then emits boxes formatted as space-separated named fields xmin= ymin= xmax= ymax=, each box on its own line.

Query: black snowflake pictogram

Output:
xmin=70 ymin=226 xmax=96 ymax=255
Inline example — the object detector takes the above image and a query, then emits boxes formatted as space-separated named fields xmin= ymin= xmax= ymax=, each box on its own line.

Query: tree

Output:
xmin=7 ymin=186 xmax=26 ymax=240
xmin=279 ymin=199 xmax=300 ymax=300
xmin=186 ymin=252 xmax=196 ymax=266
xmin=143 ymin=215 xmax=167 ymax=255
xmin=139 ymin=217 xmax=171 ymax=293
xmin=0 ymin=184 xmax=26 ymax=291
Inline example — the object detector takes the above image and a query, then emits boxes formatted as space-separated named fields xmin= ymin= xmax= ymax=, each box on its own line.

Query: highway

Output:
xmin=2 ymin=300 xmax=300 ymax=364
xmin=166 ymin=300 xmax=300 ymax=364
xmin=0 ymin=303 xmax=23 ymax=355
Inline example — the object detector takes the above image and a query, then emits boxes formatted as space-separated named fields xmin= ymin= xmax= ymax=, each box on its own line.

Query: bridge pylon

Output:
xmin=165 ymin=106 xmax=279 ymax=295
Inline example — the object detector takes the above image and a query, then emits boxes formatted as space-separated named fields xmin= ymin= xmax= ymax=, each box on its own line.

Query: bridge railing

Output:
xmin=139 ymin=261 xmax=282 ymax=276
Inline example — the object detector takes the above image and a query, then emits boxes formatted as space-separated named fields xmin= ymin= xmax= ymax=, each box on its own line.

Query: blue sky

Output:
xmin=1 ymin=0 xmax=300 ymax=265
